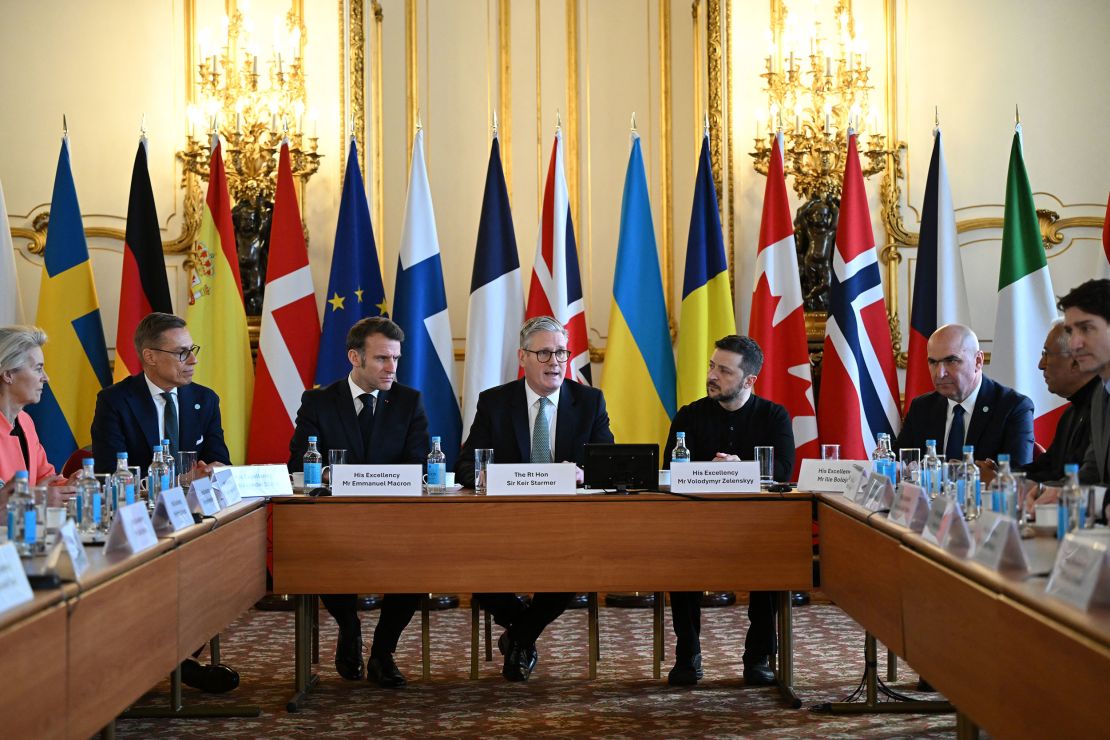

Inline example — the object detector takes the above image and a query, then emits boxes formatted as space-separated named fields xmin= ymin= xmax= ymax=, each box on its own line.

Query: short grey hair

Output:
xmin=0 ymin=326 xmax=48 ymax=375
xmin=519 ymin=316 xmax=567 ymax=350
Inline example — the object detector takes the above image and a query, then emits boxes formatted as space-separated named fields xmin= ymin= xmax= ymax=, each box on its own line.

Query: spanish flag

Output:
xmin=676 ymin=133 xmax=735 ymax=407
xmin=600 ymin=132 xmax=675 ymax=446
xmin=185 ymin=137 xmax=253 ymax=463
xmin=28 ymin=136 xmax=112 ymax=468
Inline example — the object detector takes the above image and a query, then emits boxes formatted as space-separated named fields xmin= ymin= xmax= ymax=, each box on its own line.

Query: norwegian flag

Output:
xmin=817 ymin=132 xmax=900 ymax=459
xmin=749 ymin=132 xmax=819 ymax=477
xmin=525 ymin=129 xmax=591 ymax=384
xmin=247 ymin=142 xmax=321 ymax=462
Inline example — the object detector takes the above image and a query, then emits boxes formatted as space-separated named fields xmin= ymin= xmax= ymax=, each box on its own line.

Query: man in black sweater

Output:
xmin=662 ymin=335 xmax=795 ymax=687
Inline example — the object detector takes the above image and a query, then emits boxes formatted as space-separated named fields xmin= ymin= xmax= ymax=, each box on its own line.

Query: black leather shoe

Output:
xmin=791 ymin=591 xmax=811 ymax=607
xmin=367 ymin=655 xmax=407 ymax=688
xmin=502 ymin=640 xmax=534 ymax=682
xmin=742 ymin=656 xmax=776 ymax=686
xmin=335 ymin=624 xmax=364 ymax=681
xmin=667 ymin=653 xmax=703 ymax=686
xmin=498 ymin=631 xmax=538 ymax=674
xmin=180 ymin=659 xmax=239 ymax=693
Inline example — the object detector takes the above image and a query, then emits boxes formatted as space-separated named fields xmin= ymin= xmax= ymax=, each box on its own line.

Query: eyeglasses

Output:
xmin=1040 ymin=349 xmax=1072 ymax=359
xmin=149 ymin=345 xmax=201 ymax=362
xmin=522 ymin=348 xmax=570 ymax=363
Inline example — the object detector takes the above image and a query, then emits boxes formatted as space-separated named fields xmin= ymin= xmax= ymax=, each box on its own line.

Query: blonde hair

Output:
xmin=0 ymin=325 xmax=47 ymax=375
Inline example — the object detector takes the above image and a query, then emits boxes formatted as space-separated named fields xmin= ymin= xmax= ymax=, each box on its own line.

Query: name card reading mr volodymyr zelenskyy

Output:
xmin=670 ymin=462 xmax=760 ymax=493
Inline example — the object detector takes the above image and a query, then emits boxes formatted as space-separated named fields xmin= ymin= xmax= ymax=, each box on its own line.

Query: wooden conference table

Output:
xmin=272 ymin=489 xmax=815 ymax=711
xmin=0 ymin=499 xmax=266 ymax=739
xmin=818 ymin=493 xmax=1110 ymax=738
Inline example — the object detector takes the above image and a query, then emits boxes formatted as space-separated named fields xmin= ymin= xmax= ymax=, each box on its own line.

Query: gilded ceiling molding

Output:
xmin=659 ymin=0 xmax=674 ymax=331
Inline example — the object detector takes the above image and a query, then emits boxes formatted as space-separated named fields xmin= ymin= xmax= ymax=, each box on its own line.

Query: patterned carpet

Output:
xmin=118 ymin=599 xmax=963 ymax=738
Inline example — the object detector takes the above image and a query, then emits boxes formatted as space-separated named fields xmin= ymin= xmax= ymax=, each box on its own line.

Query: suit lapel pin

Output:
xmin=194 ymin=403 xmax=201 ymax=410
xmin=981 ymin=406 xmax=989 ymax=413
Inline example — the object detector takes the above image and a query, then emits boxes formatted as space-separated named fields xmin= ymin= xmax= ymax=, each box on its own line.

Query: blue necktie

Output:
xmin=945 ymin=404 xmax=965 ymax=461
xmin=531 ymin=397 xmax=552 ymax=464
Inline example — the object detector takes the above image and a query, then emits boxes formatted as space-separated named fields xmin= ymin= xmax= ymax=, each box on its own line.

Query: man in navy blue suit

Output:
xmin=90 ymin=311 xmax=236 ymax=693
xmin=897 ymin=323 xmax=1034 ymax=469
xmin=456 ymin=315 xmax=613 ymax=682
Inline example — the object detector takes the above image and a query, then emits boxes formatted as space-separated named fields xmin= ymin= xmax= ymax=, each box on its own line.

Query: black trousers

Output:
xmin=669 ymin=590 xmax=777 ymax=663
xmin=477 ymin=592 xmax=574 ymax=646
xmin=321 ymin=593 xmax=420 ymax=658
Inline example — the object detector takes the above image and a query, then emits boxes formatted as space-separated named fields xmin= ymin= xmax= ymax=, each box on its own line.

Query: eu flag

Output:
xmin=28 ymin=137 xmax=111 ymax=469
xmin=315 ymin=139 xmax=388 ymax=386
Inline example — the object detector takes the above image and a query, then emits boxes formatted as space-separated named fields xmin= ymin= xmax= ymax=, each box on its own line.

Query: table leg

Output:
xmin=886 ymin=648 xmax=898 ymax=682
xmin=820 ymin=632 xmax=953 ymax=715
xmin=652 ymin=591 xmax=665 ymax=679
xmin=421 ymin=597 xmax=431 ymax=681
xmin=774 ymin=591 xmax=801 ymax=708
xmin=587 ymin=593 xmax=599 ymax=679
xmin=956 ymin=712 xmax=980 ymax=739
xmin=285 ymin=595 xmax=319 ymax=712
xmin=470 ymin=599 xmax=479 ymax=680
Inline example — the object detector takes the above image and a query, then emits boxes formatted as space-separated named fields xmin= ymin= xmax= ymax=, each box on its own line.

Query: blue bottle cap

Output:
xmin=1065 ymin=463 xmax=1079 ymax=474
xmin=925 ymin=439 xmax=936 ymax=447
xmin=997 ymin=454 xmax=1010 ymax=463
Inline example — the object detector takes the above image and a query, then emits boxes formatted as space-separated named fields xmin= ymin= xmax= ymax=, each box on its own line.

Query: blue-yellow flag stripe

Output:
xmin=604 ymin=303 xmax=673 ymax=446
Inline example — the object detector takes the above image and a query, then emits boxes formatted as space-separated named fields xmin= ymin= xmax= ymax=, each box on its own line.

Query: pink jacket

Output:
xmin=0 ymin=410 xmax=57 ymax=485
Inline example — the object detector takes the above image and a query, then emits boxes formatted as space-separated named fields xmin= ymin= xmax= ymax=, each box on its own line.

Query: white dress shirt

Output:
xmin=348 ymin=375 xmax=380 ymax=415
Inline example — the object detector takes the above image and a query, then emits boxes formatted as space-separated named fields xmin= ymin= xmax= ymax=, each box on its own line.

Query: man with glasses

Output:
xmin=90 ymin=311 xmax=235 ymax=692
xmin=1021 ymin=320 xmax=1099 ymax=483
xmin=457 ymin=315 xmax=613 ymax=681
xmin=897 ymin=323 xmax=1034 ymax=470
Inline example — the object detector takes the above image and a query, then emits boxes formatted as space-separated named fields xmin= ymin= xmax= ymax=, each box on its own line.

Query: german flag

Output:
xmin=113 ymin=138 xmax=172 ymax=381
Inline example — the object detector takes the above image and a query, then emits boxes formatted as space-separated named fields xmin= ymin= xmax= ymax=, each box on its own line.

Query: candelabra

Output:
xmin=750 ymin=1 xmax=889 ymax=202
xmin=178 ymin=7 xmax=321 ymax=205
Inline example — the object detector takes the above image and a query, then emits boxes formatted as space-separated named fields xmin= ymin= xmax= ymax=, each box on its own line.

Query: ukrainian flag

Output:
xmin=676 ymin=133 xmax=735 ymax=407
xmin=600 ymin=134 xmax=675 ymax=446
xmin=28 ymin=137 xmax=111 ymax=468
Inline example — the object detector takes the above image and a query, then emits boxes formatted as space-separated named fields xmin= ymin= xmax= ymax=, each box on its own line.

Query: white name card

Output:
xmin=670 ymin=462 xmax=761 ymax=493
xmin=0 ymin=542 xmax=34 ymax=613
xmin=187 ymin=476 xmax=221 ymax=516
xmin=972 ymin=511 xmax=1030 ymax=574
xmin=212 ymin=468 xmax=241 ymax=507
xmin=330 ymin=464 xmax=423 ymax=496
xmin=46 ymin=519 xmax=89 ymax=581
xmin=921 ymin=497 xmax=950 ymax=545
xmin=939 ymin=502 xmax=974 ymax=558
xmin=487 ymin=463 xmax=577 ymax=495
xmin=798 ymin=459 xmax=872 ymax=493
xmin=860 ymin=474 xmax=894 ymax=512
xmin=1045 ymin=534 xmax=1110 ymax=611
xmin=218 ymin=464 xmax=293 ymax=499
xmin=888 ymin=482 xmax=930 ymax=533
xmin=152 ymin=487 xmax=195 ymax=534
xmin=105 ymin=500 xmax=159 ymax=555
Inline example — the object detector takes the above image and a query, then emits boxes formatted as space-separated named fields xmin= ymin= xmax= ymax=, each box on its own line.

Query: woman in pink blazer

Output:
xmin=0 ymin=326 xmax=62 ymax=489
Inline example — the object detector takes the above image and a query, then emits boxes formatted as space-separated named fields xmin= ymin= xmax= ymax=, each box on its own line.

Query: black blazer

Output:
xmin=896 ymin=375 xmax=1034 ymax=465
xmin=456 ymin=378 xmax=614 ymax=487
xmin=288 ymin=379 xmax=429 ymax=469
xmin=91 ymin=373 xmax=231 ymax=474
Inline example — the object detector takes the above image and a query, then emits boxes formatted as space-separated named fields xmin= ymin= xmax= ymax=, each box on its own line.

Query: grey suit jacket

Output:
xmin=1078 ymin=383 xmax=1110 ymax=484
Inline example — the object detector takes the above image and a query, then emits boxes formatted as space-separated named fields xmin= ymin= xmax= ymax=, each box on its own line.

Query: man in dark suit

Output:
xmin=92 ymin=313 xmax=229 ymax=477
xmin=897 ymin=323 xmax=1034 ymax=469
xmin=660 ymin=335 xmax=794 ymax=687
xmin=1031 ymin=281 xmax=1110 ymax=523
xmin=1022 ymin=321 xmax=1099 ymax=483
xmin=456 ymin=315 xmax=613 ymax=682
xmin=289 ymin=316 xmax=429 ymax=688
xmin=90 ymin=312 xmax=236 ymax=693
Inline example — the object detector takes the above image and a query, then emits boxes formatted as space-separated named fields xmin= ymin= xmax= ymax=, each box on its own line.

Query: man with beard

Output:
xmin=661 ymin=335 xmax=794 ymax=686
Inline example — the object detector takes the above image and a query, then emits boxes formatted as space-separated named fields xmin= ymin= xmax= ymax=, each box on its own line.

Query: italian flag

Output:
xmin=991 ymin=126 xmax=1064 ymax=446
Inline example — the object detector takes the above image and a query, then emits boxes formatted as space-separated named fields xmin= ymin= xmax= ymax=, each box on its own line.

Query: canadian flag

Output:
xmin=247 ymin=142 xmax=320 ymax=462
xmin=749 ymin=132 xmax=819 ymax=477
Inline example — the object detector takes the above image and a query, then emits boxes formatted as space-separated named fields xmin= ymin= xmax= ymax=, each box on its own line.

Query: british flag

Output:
xmin=525 ymin=129 xmax=591 ymax=384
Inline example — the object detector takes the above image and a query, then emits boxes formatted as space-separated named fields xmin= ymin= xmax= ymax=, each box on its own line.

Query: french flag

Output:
xmin=525 ymin=129 xmax=591 ymax=384
xmin=904 ymin=128 xmax=970 ymax=412
xmin=463 ymin=134 xmax=524 ymax=435
xmin=817 ymin=132 xmax=901 ymax=459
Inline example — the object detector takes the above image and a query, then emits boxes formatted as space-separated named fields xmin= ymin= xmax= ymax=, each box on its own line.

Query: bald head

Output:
xmin=1040 ymin=320 xmax=1096 ymax=398
xmin=927 ymin=324 xmax=984 ymax=402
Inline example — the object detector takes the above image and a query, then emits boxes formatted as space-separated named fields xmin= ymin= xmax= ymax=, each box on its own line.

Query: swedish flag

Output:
xmin=600 ymin=134 xmax=675 ymax=445
xmin=27 ymin=137 xmax=111 ymax=468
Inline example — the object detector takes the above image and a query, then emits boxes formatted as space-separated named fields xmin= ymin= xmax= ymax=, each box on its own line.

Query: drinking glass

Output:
xmin=821 ymin=444 xmax=840 ymax=461
xmin=324 ymin=449 xmax=348 ymax=487
xmin=176 ymin=451 xmax=198 ymax=487
xmin=474 ymin=449 xmax=495 ymax=494
xmin=754 ymin=446 xmax=774 ymax=487
xmin=899 ymin=448 xmax=921 ymax=485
